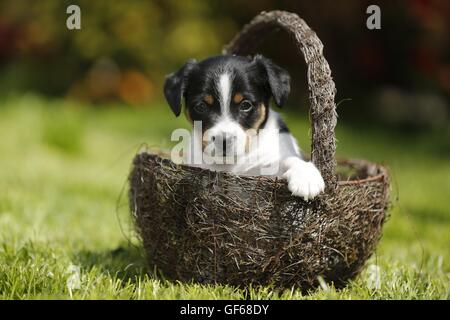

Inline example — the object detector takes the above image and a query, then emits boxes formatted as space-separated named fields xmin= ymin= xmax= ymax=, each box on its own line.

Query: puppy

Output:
xmin=164 ymin=54 xmax=324 ymax=200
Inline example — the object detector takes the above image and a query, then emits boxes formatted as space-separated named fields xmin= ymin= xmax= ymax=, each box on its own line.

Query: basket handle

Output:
xmin=223 ymin=10 xmax=338 ymax=191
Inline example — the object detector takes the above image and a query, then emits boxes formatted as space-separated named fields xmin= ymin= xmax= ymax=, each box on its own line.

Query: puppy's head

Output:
xmin=164 ymin=54 xmax=290 ymax=157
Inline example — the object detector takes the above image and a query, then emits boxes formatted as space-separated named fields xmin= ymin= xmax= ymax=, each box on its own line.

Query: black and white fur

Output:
xmin=164 ymin=54 xmax=324 ymax=200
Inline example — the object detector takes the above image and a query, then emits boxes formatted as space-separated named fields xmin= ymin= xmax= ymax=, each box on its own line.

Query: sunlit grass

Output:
xmin=0 ymin=94 xmax=448 ymax=299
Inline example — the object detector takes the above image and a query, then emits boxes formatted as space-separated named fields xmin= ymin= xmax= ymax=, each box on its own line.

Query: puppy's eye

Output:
xmin=194 ymin=102 xmax=207 ymax=114
xmin=239 ymin=100 xmax=253 ymax=112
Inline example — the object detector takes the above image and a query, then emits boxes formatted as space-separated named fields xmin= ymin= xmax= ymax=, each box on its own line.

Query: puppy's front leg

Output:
xmin=282 ymin=156 xmax=325 ymax=200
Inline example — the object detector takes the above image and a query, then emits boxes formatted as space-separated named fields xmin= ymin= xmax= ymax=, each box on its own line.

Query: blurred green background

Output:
xmin=1 ymin=0 xmax=449 ymax=127
xmin=0 ymin=0 xmax=449 ymax=299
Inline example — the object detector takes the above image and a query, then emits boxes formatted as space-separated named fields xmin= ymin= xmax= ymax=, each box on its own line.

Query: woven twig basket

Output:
xmin=129 ymin=11 xmax=390 ymax=290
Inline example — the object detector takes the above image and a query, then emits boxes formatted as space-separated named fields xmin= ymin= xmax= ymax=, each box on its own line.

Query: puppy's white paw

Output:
xmin=282 ymin=159 xmax=325 ymax=200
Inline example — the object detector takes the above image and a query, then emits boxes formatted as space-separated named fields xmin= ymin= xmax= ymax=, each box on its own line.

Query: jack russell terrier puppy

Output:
xmin=164 ymin=54 xmax=325 ymax=200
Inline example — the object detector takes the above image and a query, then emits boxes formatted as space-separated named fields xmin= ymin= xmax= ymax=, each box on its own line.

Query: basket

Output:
xmin=129 ymin=11 xmax=390 ymax=290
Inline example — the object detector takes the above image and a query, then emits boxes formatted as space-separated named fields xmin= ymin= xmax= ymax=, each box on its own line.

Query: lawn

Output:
xmin=0 ymin=94 xmax=448 ymax=299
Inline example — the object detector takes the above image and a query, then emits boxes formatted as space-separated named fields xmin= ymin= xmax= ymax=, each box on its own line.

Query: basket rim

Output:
xmin=134 ymin=151 xmax=388 ymax=188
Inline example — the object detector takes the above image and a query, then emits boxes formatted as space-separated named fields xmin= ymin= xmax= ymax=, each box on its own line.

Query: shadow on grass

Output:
xmin=72 ymin=243 xmax=156 ymax=283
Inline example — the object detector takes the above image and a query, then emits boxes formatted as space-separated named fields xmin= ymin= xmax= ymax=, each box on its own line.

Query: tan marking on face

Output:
xmin=203 ymin=95 xmax=214 ymax=105
xmin=252 ymin=103 xmax=267 ymax=130
xmin=243 ymin=104 xmax=266 ymax=154
xmin=233 ymin=92 xmax=244 ymax=104
xmin=245 ymin=135 xmax=251 ymax=153
xmin=202 ymin=139 xmax=208 ymax=151
xmin=245 ymin=127 xmax=259 ymax=153
xmin=201 ymin=124 xmax=213 ymax=151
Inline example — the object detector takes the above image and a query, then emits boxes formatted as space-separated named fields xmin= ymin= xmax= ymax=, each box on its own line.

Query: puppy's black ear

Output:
xmin=163 ymin=59 xmax=197 ymax=116
xmin=254 ymin=55 xmax=290 ymax=107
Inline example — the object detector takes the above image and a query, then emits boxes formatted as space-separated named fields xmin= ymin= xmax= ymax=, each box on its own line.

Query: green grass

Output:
xmin=0 ymin=94 xmax=449 ymax=299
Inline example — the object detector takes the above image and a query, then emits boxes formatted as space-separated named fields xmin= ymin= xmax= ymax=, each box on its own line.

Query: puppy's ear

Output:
xmin=254 ymin=55 xmax=290 ymax=107
xmin=163 ymin=59 xmax=197 ymax=116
